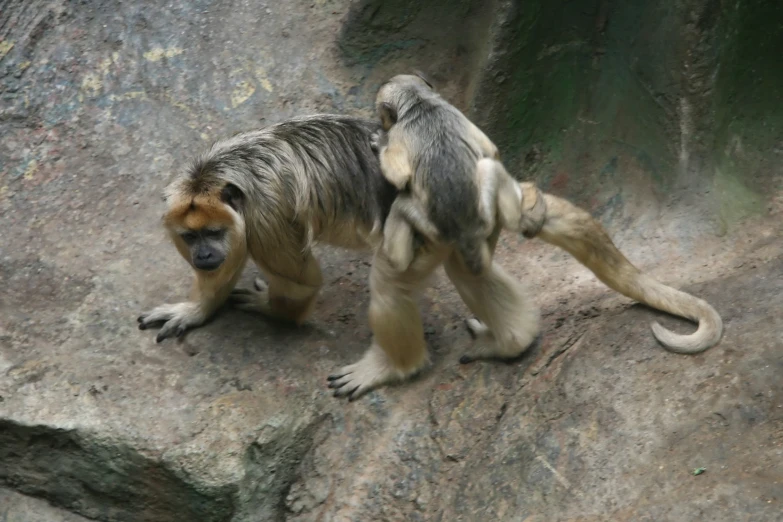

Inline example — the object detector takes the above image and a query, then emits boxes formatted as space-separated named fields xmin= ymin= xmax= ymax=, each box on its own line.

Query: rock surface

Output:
xmin=1 ymin=488 xmax=92 ymax=522
xmin=1 ymin=0 xmax=781 ymax=521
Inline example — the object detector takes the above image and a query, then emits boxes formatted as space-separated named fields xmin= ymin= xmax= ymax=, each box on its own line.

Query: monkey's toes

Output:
xmin=327 ymin=373 xmax=363 ymax=400
xmin=326 ymin=367 xmax=372 ymax=400
xmin=137 ymin=315 xmax=151 ymax=330
xmin=155 ymin=323 xmax=184 ymax=343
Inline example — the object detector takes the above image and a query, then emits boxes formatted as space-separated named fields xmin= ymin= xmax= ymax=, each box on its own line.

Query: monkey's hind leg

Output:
xmin=328 ymin=247 xmax=443 ymax=400
xmin=444 ymin=239 xmax=540 ymax=364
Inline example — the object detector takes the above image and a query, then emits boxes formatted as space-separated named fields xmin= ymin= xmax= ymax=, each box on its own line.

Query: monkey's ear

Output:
xmin=379 ymin=102 xmax=397 ymax=132
xmin=412 ymin=70 xmax=433 ymax=89
xmin=221 ymin=183 xmax=244 ymax=211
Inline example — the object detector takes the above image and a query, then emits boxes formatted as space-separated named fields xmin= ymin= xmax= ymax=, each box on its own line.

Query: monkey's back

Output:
xmin=399 ymin=102 xmax=485 ymax=244
xmin=178 ymin=114 xmax=397 ymax=249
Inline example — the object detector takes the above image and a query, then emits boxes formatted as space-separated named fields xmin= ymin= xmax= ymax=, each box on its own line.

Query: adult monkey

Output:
xmin=139 ymin=115 xmax=722 ymax=400
xmin=138 ymin=113 xmax=542 ymax=400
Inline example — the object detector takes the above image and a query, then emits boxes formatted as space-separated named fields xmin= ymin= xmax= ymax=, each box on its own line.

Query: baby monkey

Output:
xmin=371 ymin=73 xmax=544 ymax=273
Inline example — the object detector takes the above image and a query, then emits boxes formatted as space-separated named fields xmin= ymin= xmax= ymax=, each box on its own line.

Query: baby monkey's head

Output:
xmin=375 ymin=72 xmax=436 ymax=131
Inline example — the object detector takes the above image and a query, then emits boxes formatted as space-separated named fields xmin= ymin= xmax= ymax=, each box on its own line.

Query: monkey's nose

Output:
xmin=194 ymin=250 xmax=222 ymax=271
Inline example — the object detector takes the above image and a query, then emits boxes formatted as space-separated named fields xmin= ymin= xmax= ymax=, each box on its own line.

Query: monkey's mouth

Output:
xmin=193 ymin=260 xmax=223 ymax=272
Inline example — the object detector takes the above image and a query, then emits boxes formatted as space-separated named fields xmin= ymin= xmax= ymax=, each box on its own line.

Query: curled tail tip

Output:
xmin=650 ymin=319 xmax=723 ymax=355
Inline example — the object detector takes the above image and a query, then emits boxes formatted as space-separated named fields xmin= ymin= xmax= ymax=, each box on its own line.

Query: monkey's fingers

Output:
xmin=369 ymin=131 xmax=382 ymax=154
xmin=137 ymin=315 xmax=167 ymax=330
xmin=228 ymin=288 xmax=255 ymax=300
xmin=229 ymin=291 xmax=271 ymax=315
xmin=139 ymin=303 xmax=206 ymax=342
xmin=155 ymin=327 xmax=177 ymax=343
xmin=137 ymin=305 xmax=179 ymax=330
xmin=155 ymin=320 xmax=191 ymax=343
xmin=518 ymin=182 xmax=547 ymax=239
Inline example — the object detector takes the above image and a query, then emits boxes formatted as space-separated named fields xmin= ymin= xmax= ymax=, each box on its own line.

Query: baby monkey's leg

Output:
xmin=382 ymin=194 xmax=441 ymax=272
xmin=475 ymin=158 xmax=547 ymax=239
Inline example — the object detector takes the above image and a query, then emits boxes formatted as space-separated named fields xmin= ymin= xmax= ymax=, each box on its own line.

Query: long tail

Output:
xmin=533 ymin=191 xmax=723 ymax=354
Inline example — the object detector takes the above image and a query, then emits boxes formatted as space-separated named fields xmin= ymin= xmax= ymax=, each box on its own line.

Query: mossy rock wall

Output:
xmin=338 ymin=0 xmax=782 ymax=231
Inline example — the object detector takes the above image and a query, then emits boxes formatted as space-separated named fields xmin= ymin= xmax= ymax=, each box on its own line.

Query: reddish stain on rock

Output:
xmin=550 ymin=171 xmax=569 ymax=191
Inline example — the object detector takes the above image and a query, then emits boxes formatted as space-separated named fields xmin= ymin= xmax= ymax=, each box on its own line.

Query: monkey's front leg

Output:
xmin=327 ymin=248 xmax=442 ymax=400
xmin=138 ymin=266 xmax=244 ymax=342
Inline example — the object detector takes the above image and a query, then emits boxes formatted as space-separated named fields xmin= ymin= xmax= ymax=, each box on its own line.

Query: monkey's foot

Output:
xmin=460 ymin=318 xmax=539 ymax=364
xmin=137 ymin=302 xmax=207 ymax=343
xmin=229 ymin=278 xmax=273 ymax=315
xmin=327 ymin=343 xmax=422 ymax=401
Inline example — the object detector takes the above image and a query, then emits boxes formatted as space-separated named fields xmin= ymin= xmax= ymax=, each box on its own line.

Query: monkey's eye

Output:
xmin=180 ymin=231 xmax=198 ymax=243
xmin=203 ymin=228 xmax=225 ymax=239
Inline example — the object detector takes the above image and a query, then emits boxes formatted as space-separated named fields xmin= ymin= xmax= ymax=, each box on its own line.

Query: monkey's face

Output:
xmin=176 ymin=227 xmax=229 ymax=271
xmin=162 ymin=182 xmax=246 ymax=273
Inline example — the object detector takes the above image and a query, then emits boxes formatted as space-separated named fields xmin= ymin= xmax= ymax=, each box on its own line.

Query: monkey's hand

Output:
xmin=137 ymin=302 xmax=209 ymax=343
xmin=370 ymin=130 xmax=383 ymax=155
xmin=518 ymin=182 xmax=547 ymax=239
xmin=228 ymin=278 xmax=274 ymax=315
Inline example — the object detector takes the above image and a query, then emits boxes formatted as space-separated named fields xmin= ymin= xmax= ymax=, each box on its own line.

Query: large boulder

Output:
xmin=1 ymin=0 xmax=781 ymax=520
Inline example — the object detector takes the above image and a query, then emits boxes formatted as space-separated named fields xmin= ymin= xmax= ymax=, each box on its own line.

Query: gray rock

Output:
xmin=1 ymin=0 xmax=781 ymax=521
xmin=0 ymin=488 xmax=93 ymax=522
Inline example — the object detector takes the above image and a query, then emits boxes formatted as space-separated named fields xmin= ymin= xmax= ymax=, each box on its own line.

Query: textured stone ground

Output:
xmin=1 ymin=0 xmax=781 ymax=521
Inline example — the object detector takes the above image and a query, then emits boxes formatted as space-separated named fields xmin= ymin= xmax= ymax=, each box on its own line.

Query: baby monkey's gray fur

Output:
xmin=372 ymin=73 xmax=506 ymax=275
